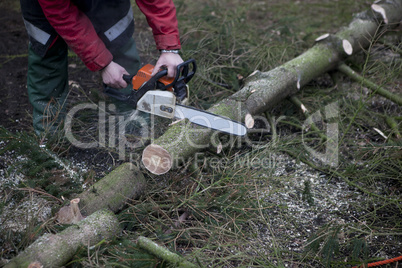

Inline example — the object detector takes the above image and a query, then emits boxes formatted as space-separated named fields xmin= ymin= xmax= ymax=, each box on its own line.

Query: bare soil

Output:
xmin=0 ymin=8 xmax=31 ymax=131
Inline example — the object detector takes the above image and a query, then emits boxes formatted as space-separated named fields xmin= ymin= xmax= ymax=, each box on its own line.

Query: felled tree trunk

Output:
xmin=6 ymin=163 xmax=145 ymax=267
xmin=142 ymin=0 xmax=402 ymax=175
xmin=77 ymin=162 xmax=146 ymax=215
xmin=5 ymin=209 xmax=120 ymax=268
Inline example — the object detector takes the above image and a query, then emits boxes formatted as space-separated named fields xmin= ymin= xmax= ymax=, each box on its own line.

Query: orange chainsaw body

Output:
xmin=131 ymin=64 xmax=175 ymax=92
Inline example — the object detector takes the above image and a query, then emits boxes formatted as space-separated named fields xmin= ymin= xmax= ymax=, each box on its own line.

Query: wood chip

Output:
xmin=315 ymin=33 xmax=330 ymax=42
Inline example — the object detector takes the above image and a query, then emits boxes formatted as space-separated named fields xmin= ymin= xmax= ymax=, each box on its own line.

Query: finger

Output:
xmin=119 ymin=68 xmax=129 ymax=88
xmin=109 ymin=80 xmax=126 ymax=89
xmin=166 ymin=65 xmax=176 ymax=78
xmin=118 ymin=79 xmax=128 ymax=89
xmin=111 ymin=82 xmax=121 ymax=89
xmin=151 ymin=64 xmax=161 ymax=76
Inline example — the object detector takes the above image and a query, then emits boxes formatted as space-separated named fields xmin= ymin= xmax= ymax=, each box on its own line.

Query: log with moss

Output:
xmin=77 ymin=162 xmax=147 ymax=215
xmin=4 ymin=209 xmax=120 ymax=268
xmin=142 ymin=0 xmax=402 ymax=175
xmin=6 ymin=163 xmax=145 ymax=267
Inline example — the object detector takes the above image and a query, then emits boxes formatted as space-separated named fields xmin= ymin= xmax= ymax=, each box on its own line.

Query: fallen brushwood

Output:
xmin=338 ymin=63 xmax=402 ymax=106
xmin=4 ymin=209 xmax=120 ymax=268
xmin=142 ymin=0 xmax=402 ymax=175
xmin=137 ymin=236 xmax=197 ymax=268
xmin=5 ymin=163 xmax=146 ymax=268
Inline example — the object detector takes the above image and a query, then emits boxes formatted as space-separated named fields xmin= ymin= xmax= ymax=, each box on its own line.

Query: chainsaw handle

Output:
xmin=177 ymin=58 xmax=196 ymax=84
xmin=123 ymin=69 xmax=168 ymax=88
xmin=122 ymin=59 xmax=196 ymax=90
xmin=123 ymin=74 xmax=133 ymax=84
xmin=103 ymin=84 xmax=130 ymax=102
xmin=147 ymin=69 xmax=168 ymax=89
xmin=157 ymin=59 xmax=197 ymax=90
xmin=103 ymin=84 xmax=139 ymax=109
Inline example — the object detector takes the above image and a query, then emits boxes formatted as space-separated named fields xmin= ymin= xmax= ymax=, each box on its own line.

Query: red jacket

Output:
xmin=37 ymin=0 xmax=181 ymax=71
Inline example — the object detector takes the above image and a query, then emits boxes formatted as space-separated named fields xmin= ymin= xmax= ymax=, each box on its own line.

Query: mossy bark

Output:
xmin=5 ymin=209 xmax=120 ymax=268
xmin=77 ymin=162 xmax=146 ymax=216
xmin=137 ymin=236 xmax=197 ymax=268
xmin=142 ymin=0 xmax=402 ymax=174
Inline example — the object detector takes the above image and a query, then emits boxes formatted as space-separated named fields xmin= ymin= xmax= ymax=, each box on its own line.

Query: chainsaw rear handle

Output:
xmin=123 ymin=74 xmax=133 ymax=84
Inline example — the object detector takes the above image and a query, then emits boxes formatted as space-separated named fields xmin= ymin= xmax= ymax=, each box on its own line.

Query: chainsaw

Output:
xmin=104 ymin=59 xmax=247 ymax=136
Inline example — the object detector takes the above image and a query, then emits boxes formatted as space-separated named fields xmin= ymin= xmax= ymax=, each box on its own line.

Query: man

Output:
xmin=20 ymin=0 xmax=183 ymax=136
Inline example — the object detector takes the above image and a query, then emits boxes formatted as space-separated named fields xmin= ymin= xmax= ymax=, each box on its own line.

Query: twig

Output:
xmin=377 ymin=39 xmax=402 ymax=55
xmin=137 ymin=236 xmax=197 ymax=268
xmin=385 ymin=116 xmax=401 ymax=139
xmin=17 ymin=187 xmax=63 ymax=203
xmin=338 ymin=63 xmax=402 ymax=106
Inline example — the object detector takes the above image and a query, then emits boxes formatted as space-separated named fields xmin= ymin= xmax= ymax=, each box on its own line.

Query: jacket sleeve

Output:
xmin=38 ymin=0 xmax=113 ymax=71
xmin=135 ymin=0 xmax=181 ymax=50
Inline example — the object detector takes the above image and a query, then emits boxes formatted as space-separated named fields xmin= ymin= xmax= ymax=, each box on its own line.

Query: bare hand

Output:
xmin=152 ymin=52 xmax=184 ymax=78
xmin=101 ymin=61 xmax=129 ymax=88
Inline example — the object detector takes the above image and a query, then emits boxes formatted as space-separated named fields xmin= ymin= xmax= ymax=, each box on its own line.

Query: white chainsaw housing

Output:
xmin=136 ymin=90 xmax=176 ymax=119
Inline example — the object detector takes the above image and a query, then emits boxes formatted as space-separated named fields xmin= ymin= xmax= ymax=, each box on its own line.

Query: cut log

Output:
xmin=142 ymin=0 xmax=402 ymax=174
xmin=77 ymin=162 xmax=147 ymax=216
xmin=6 ymin=164 xmax=145 ymax=267
xmin=5 ymin=209 xmax=120 ymax=268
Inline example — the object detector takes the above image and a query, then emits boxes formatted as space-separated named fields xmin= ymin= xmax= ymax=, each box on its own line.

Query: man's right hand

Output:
xmin=101 ymin=61 xmax=129 ymax=89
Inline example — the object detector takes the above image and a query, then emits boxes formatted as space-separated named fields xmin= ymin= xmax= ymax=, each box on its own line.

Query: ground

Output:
xmin=1 ymin=1 xmax=402 ymax=267
xmin=0 ymin=8 xmax=30 ymax=131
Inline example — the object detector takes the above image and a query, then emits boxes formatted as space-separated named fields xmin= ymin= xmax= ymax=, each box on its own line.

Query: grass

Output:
xmin=1 ymin=0 xmax=402 ymax=267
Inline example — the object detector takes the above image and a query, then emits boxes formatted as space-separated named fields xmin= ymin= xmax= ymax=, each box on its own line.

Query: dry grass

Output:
xmin=1 ymin=0 xmax=401 ymax=267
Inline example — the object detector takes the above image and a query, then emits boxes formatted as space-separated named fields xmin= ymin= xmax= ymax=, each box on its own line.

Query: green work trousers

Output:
xmin=27 ymin=37 xmax=141 ymax=136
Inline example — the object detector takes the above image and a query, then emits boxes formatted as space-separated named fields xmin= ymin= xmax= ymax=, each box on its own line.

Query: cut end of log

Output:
xmin=315 ymin=33 xmax=330 ymax=42
xmin=301 ymin=104 xmax=308 ymax=114
xmin=70 ymin=198 xmax=84 ymax=222
xmin=371 ymin=4 xmax=388 ymax=24
xmin=142 ymin=144 xmax=173 ymax=175
xmin=245 ymin=114 xmax=255 ymax=129
xmin=217 ymin=142 xmax=223 ymax=154
xmin=342 ymin=39 xmax=353 ymax=55
xmin=56 ymin=198 xmax=84 ymax=224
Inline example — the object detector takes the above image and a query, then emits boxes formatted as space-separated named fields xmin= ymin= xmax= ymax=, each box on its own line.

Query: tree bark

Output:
xmin=5 ymin=164 xmax=145 ymax=267
xmin=77 ymin=162 xmax=147 ymax=215
xmin=142 ymin=0 xmax=402 ymax=175
xmin=5 ymin=209 xmax=120 ymax=268
xmin=137 ymin=236 xmax=197 ymax=268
